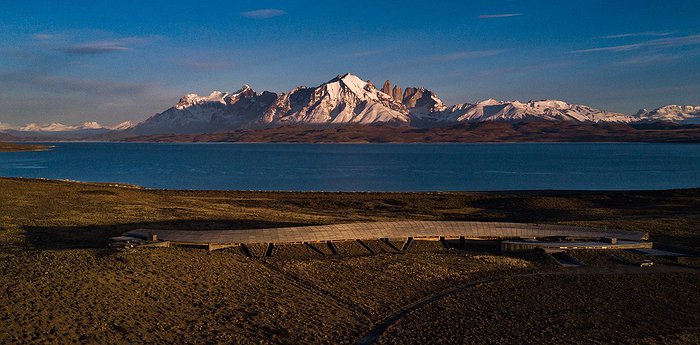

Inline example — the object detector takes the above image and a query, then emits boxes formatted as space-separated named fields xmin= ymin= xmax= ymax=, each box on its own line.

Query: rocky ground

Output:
xmin=0 ymin=178 xmax=699 ymax=344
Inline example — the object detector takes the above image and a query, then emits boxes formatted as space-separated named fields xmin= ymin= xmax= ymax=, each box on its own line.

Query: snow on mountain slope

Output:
xmin=20 ymin=123 xmax=75 ymax=131
xmin=0 ymin=121 xmax=134 ymax=135
xmin=132 ymin=86 xmax=278 ymax=135
xmin=108 ymin=121 xmax=135 ymax=130
xmin=265 ymin=73 xmax=409 ymax=126
xmin=634 ymin=105 xmax=700 ymax=124
xmin=80 ymin=121 xmax=105 ymax=130
xmin=433 ymin=99 xmax=634 ymax=123
xmin=133 ymin=73 xmax=410 ymax=134
xmin=5 ymin=75 xmax=698 ymax=138
xmin=127 ymin=73 xmax=698 ymax=135
xmin=18 ymin=122 xmax=111 ymax=132
xmin=402 ymin=87 xmax=447 ymax=118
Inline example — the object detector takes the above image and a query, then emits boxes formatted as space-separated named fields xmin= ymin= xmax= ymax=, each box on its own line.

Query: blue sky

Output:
xmin=1 ymin=0 xmax=699 ymax=125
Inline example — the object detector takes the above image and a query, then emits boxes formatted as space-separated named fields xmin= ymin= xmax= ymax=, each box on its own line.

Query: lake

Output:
xmin=1 ymin=142 xmax=699 ymax=191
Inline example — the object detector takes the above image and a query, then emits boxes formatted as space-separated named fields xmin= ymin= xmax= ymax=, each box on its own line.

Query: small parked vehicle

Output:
xmin=640 ymin=260 xmax=654 ymax=268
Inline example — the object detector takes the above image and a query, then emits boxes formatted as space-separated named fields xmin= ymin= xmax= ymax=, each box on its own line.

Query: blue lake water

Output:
xmin=1 ymin=142 xmax=699 ymax=191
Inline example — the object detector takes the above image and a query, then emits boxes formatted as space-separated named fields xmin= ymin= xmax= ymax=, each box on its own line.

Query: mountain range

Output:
xmin=0 ymin=121 xmax=134 ymax=134
xmin=127 ymin=73 xmax=700 ymax=135
xmin=1 ymin=73 xmax=699 ymax=139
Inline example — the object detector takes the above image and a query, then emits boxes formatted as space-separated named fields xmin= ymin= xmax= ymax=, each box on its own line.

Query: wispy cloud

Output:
xmin=31 ymin=33 xmax=54 ymax=40
xmin=616 ymin=54 xmax=672 ymax=65
xmin=571 ymin=34 xmax=700 ymax=53
xmin=601 ymin=31 xmax=676 ymax=39
xmin=59 ymin=36 xmax=159 ymax=55
xmin=478 ymin=13 xmax=522 ymax=19
xmin=62 ymin=42 xmax=132 ymax=54
xmin=0 ymin=69 xmax=172 ymax=124
xmin=59 ymin=36 xmax=161 ymax=55
xmin=0 ymin=71 xmax=153 ymax=97
xmin=421 ymin=50 xmax=509 ymax=63
xmin=241 ymin=9 xmax=286 ymax=19
xmin=349 ymin=48 xmax=393 ymax=58
xmin=616 ymin=49 xmax=700 ymax=65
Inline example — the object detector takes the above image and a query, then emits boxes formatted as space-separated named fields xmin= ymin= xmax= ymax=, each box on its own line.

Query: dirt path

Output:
xmin=356 ymin=264 xmax=699 ymax=345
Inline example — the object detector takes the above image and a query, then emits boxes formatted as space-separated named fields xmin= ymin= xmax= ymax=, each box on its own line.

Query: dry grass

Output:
xmin=2 ymin=177 xmax=699 ymax=250
xmin=1 ymin=177 xmax=699 ymax=343
xmin=378 ymin=273 xmax=700 ymax=344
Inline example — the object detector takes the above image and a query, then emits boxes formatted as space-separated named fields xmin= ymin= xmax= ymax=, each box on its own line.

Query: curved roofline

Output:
xmin=125 ymin=221 xmax=648 ymax=245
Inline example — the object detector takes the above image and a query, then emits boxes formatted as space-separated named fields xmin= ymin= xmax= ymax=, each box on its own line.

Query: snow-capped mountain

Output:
xmin=20 ymin=122 xmax=81 ymax=131
xmin=3 ymin=73 xmax=698 ymax=139
xmin=107 ymin=121 xmax=136 ymax=130
xmin=430 ymin=99 xmax=634 ymax=123
xmin=634 ymin=105 xmax=700 ymax=124
xmin=13 ymin=121 xmax=134 ymax=132
xmin=132 ymin=85 xmax=279 ymax=135
xmin=132 ymin=73 xmax=409 ymax=135
xmin=379 ymin=81 xmax=446 ymax=116
xmin=124 ymin=73 xmax=700 ymax=135
xmin=0 ymin=121 xmax=135 ymax=141
xmin=264 ymin=73 xmax=408 ymax=126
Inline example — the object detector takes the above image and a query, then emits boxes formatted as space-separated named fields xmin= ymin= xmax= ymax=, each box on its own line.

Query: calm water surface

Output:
xmin=1 ymin=142 xmax=698 ymax=191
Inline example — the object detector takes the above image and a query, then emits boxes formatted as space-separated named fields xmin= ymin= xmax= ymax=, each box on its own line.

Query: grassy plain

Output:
xmin=1 ymin=177 xmax=699 ymax=343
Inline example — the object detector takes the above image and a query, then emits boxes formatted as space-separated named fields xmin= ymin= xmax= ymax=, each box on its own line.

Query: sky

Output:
xmin=1 ymin=0 xmax=699 ymax=126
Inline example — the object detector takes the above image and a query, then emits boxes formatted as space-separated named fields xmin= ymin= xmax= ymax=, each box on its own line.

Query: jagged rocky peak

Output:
xmin=175 ymin=85 xmax=256 ymax=109
xmin=381 ymin=80 xmax=405 ymax=102
xmin=315 ymin=74 xmax=400 ymax=107
xmin=381 ymin=81 xmax=442 ymax=106
xmin=381 ymin=80 xmax=393 ymax=98
xmin=403 ymin=87 xmax=425 ymax=107
xmin=267 ymin=73 xmax=409 ymax=126
xmin=127 ymin=72 xmax=700 ymax=136
xmin=324 ymin=73 xmax=373 ymax=95
xmin=401 ymin=87 xmax=447 ymax=117
xmin=392 ymin=85 xmax=403 ymax=103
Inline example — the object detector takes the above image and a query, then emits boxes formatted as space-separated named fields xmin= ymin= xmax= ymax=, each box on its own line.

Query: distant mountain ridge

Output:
xmin=0 ymin=121 xmax=134 ymax=140
xmin=128 ymin=73 xmax=700 ymax=135
xmin=132 ymin=74 xmax=410 ymax=135
xmin=635 ymin=105 xmax=700 ymax=124
xmin=1 ymin=121 xmax=134 ymax=132
xmin=2 ymin=73 xmax=699 ymax=138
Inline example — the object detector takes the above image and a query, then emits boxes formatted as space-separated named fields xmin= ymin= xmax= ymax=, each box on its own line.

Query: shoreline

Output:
xmin=0 ymin=142 xmax=51 ymax=152
xmin=2 ymin=176 xmax=699 ymax=194
xmin=8 ymin=140 xmax=700 ymax=144
xmin=5 ymin=122 xmax=700 ymax=144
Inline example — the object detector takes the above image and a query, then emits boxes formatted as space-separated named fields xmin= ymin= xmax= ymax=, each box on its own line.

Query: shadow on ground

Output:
xmin=22 ymin=220 xmax=316 ymax=250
